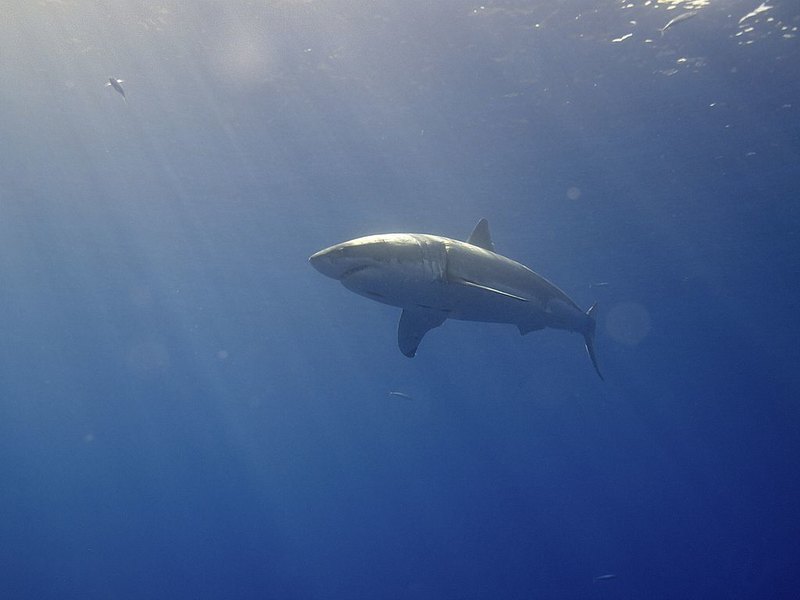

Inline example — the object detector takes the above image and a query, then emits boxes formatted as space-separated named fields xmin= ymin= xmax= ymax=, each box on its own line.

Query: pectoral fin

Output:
xmin=398 ymin=309 xmax=447 ymax=357
xmin=517 ymin=319 xmax=545 ymax=335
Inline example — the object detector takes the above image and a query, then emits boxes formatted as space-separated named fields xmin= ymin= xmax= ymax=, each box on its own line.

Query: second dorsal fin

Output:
xmin=466 ymin=218 xmax=494 ymax=252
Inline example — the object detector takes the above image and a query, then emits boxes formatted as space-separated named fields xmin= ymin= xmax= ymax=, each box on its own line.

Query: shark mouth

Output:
xmin=340 ymin=265 xmax=370 ymax=280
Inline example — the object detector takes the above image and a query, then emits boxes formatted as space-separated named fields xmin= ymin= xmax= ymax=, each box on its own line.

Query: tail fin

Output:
xmin=584 ymin=303 xmax=604 ymax=381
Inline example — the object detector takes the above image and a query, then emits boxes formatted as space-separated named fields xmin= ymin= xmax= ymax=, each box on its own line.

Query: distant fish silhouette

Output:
xmin=659 ymin=11 xmax=698 ymax=36
xmin=106 ymin=77 xmax=127 ymax=103
xmin=739 ymin=2 xmax=772 ymax=25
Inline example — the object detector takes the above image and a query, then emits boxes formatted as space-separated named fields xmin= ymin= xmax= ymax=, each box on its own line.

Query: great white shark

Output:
xmin=309 ymin=219 xmax=603 ymax=379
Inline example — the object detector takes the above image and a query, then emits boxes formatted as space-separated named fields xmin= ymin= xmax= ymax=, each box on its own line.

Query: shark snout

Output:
xmin=310 ymin=244 xmax=364 ymax=280
xmin=310 ymin=241 xmax=381 ymax=282
xmin=309 ymin=246 xmax=338 ymax=279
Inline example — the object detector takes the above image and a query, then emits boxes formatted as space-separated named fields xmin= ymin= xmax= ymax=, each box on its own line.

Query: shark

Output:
xmin=309 ymin=219 xmax=603 ymax=379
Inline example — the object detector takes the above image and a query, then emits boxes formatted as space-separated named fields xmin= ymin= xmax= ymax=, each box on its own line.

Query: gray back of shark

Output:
xmin=309 ymin=219 xmax=603 ymax=379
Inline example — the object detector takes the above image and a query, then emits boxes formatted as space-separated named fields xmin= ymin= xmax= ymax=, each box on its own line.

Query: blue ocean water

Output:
xmin=1 ymin=1 xmax=798 ymax=598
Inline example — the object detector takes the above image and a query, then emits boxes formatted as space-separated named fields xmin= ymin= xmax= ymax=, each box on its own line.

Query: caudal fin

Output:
xmin=584 ymin=303 xmax=604 ymax=381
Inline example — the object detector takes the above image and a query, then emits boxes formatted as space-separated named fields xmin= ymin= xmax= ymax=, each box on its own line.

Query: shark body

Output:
xmin=309 ymin=219 xmax=602 ymax=379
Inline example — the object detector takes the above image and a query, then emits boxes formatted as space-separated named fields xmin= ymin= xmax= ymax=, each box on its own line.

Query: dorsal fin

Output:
xmin=466 ymin=218 xmax=494 ymax=252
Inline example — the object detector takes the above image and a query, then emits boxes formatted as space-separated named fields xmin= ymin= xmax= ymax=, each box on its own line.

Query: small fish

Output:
xmin=594 ymin=573 xmax=617 ymax=582
xmin=739 ymin=2 xmax=772 ymax=25
xmin=388 ymin=391 xmax=414 ymax=400
xmin=659 ymin=11 xmax=698 ymax=36
xmin=106 ymin=77 xmax=127 ymax=103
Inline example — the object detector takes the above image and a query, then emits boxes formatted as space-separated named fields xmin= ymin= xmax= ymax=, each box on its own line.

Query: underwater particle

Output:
xmin=594 ymin=573 xmax=617 ymax=582
xmin=388 ymin=391 xmax=414 ymax=400
xmin=217 ymin=350 xmax=229 ymax=360
xmin=84 ymin=433 xmax=95 ymax=443
xmin=566 ymin=186 xmax=582 ymax=200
